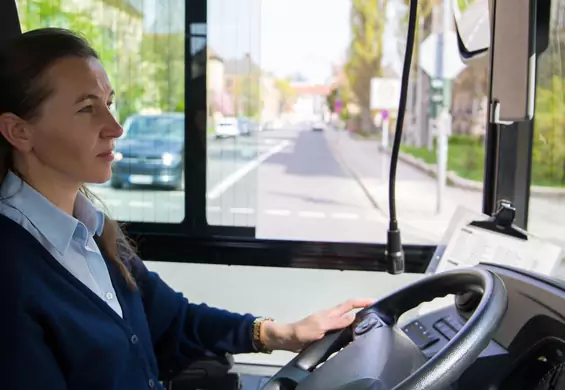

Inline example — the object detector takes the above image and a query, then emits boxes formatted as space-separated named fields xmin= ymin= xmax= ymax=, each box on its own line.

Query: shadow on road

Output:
xmin=263 ymin=131 xmax=348 ymax=178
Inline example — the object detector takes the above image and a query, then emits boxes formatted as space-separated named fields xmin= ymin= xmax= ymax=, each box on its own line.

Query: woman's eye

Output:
xmin=78 ymin=105 xmax=93 ymax=113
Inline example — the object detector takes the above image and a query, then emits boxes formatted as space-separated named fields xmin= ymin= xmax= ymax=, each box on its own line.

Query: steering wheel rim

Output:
xmin=261 ymin=267 xmax=508 ymax=390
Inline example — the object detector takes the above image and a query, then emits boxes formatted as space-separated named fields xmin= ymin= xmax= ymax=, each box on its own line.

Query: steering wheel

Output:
xmin=261 ymin=267 xmax=507 ymax=390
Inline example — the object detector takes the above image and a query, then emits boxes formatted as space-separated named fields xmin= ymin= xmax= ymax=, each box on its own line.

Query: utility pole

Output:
xmin=415 ymin=15 xmax=424 ymax=148
xmin=435 ymin=0 xmax=453 ymax=214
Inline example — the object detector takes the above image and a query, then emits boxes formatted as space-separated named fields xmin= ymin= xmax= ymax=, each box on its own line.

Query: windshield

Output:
xmin=123 ymin=116 xmax=184 ymax=142
xmin=18 ymin=0 xmax=562 ymax=282
xmin=530 ymin=5 xmax=565 ymax=283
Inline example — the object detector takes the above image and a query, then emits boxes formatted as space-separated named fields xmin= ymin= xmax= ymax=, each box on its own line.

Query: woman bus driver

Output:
xmin=0 ymin=28 xmax=372 ymax=389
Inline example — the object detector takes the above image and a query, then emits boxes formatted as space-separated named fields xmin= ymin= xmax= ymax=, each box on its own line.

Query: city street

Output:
xmin=89 ymin=125 xmax=398 ymax=244
xmin=89 ymin=124 xmax=565 ymax=278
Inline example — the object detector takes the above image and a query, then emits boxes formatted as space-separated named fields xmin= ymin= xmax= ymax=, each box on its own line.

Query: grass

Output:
xmin=457 ymin=0 xmax=469 ymax=13
xmin=400 ymin=136 xmax=485 ymax=182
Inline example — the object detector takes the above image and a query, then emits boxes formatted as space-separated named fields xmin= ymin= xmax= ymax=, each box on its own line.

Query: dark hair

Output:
xmin=0 ymin=28 xmax=137 ymax=289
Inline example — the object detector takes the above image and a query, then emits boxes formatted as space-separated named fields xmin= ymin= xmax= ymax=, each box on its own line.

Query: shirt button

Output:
xmin=131 ymin=335 xmax=139 ymax=344
xmin=148 ymin=379 xmax=155 ymax=388
xmin=105 ymin=292 xmax=114 ymax=300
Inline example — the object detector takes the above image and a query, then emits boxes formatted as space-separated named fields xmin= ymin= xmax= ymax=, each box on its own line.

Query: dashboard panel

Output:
xmin=400 ymin=263 xmax=565 ymax=389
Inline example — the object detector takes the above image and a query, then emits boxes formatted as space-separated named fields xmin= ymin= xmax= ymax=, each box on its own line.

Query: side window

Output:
xmin=530 ymin=2 xmax=565 ymax=280
xmin=17 ymin=0 xmax=186 ymax=224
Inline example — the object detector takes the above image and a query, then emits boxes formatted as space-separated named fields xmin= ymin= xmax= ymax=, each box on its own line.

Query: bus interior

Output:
xmin=2 ymin=0 xmax=565 ymax=389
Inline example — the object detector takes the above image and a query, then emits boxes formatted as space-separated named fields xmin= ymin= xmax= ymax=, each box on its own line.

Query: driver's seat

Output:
xmin=161 ymin=353 xmax=241 ymax=390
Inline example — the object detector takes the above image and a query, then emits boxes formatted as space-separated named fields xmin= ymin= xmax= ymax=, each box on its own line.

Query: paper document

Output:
xmin=430 ymin=206 xmax=562 ymax=277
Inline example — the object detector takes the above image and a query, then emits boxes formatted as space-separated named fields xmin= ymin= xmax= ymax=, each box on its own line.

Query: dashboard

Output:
xmin=399 ymin=263 xmax=565 ymax=389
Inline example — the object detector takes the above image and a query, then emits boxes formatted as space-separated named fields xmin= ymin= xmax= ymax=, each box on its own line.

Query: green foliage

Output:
xmin=140 ymin=33 xmax=185 ymax=113
xmin=532 ymin=75 xmax=565 ymax=187
xmin=344 ymin=0 xmax=388 ymax=114
xmin=17 ymin=0 xmax=184 ymax=122
xmin=233 ymin=75 xmax=261 ymax=118
xmin=401 ymin=135 xmax=485 ymax=182
xmin=274 ymin=78 xmax=296 ymax=112
xmin=326 ymin=88 xmax=338 ymax=113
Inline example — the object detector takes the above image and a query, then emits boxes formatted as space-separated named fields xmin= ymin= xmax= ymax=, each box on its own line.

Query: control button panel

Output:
xmin=354 ymin=313 xmax=382 ymax=336
xmin=433 ymin=315 xmax=464 ymax=340
xmin=402 ymin=320 xmax=440 ymax=350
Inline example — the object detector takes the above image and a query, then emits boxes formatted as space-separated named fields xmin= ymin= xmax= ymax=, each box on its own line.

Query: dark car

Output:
xmin=110 ymin=113 xmax=184 ymax=190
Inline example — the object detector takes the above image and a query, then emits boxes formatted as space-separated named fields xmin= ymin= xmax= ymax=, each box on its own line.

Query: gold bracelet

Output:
xmin=252 ymin=317 xmax=275 ymax=354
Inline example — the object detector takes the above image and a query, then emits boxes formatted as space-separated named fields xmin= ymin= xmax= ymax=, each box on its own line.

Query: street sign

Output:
xmin=429 ymin=78 xmax=445 ymax=118
xmin=419 ymin=31 xmax=467 ymax=79
xmin=370 ymin=78 xmax=401 ymax=110
xmin=335 ymin=100 xmax=343 ymax=114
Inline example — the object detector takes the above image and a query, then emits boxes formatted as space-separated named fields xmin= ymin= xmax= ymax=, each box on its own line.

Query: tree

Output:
xmin=344 ymin=0 xmax=388 ymax=133
xmin=233 ymin=75 xmax=261 ymax=118
xmin=327 ymin=88 xmax=338 ymax=113
xmin=532 ymin=75 xmax=565 ymax=186
xmin=140 ymin=33 xmax=185 ymax=113
xmin=19 ymin=0 xmax=146 ymax=122
xmin=275 ymin=78 xmax=296 ymax=112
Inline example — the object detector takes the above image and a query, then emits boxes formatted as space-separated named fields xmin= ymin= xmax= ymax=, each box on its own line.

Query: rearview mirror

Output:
xmin=453 ymin=0 xmax=490 ymax=58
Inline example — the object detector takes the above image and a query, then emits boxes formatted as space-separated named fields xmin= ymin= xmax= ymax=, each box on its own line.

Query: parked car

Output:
xmin=237 ymin=117 xmax=259 ymax=136
xmin=312 ymin=121 xmax=326 ymax=131
xmin=214 ymin=117 xmax=239 ymax=138
xmin=111 ymin=112 xmax=184 ymax=190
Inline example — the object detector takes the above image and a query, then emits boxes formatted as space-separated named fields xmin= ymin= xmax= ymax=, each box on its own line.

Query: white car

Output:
xmin=214 ymin=117 xmax=239 ymax=138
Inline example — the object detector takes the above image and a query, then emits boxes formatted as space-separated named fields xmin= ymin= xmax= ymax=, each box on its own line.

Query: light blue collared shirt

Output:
xmin=0 ymin=171 xmax=123 ymax=317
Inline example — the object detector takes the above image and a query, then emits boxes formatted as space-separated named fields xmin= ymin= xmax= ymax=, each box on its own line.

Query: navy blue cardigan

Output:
xmin=0 ymin=215 xmax=258 ymax=390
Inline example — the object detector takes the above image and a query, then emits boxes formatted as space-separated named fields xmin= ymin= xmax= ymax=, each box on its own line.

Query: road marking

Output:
xmin=332 ymin=212 xmax=359 ymax=220
xmin=129 ymin=200 xmax=153 ymax=208
xmin=298 ymin=211 xmax=326 ymax=219
xmin=265 ymin=209 xmax=292 ymax=216
xmin=230 ymin=207 xmax=255 ymax=214
xmin=206 ymin=140 xmax=291 ymax=200
xmin=104 ymin=199 xmax=123 ymax=206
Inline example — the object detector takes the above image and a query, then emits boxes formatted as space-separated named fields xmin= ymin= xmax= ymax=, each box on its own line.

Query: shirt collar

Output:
xmin=1 ymin=171 xmax=105 ymax=254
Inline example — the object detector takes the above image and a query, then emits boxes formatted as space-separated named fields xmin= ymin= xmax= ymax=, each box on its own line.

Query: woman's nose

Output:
xmin=103 ymin=115 xmax=124 ymax=139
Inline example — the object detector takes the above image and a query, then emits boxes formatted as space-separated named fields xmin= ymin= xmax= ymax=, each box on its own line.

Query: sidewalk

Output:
xmin=328 ymin=129 xmax=565 ymax=250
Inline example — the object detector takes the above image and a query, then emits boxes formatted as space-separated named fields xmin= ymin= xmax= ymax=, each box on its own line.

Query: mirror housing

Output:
xmin=452 ymin=0 xmax=490 ymax=62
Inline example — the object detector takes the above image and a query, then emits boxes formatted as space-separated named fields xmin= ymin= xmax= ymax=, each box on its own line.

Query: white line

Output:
xmin=230 ymin=207 xmax=255 ymax=214
xmin=332 ymin=212 xmax=359 ymax=220
xmin=129 ymin=200 xmax=153 ymax=208
xmin=265 ymin=209 xmax=291 ymax=216
xmin=298 ymin=211 xmax=326 ymax=219
xmin=104 ymin=199 xmax=122 ymax=206
xmin=206 ymin=140 xmax=290 ymax=200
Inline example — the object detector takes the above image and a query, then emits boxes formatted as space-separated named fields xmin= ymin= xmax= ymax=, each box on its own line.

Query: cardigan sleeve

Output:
xmin=129 ymin=256 xmax=259 ymax=376
xmin=1 ymin=309 xmax=68 ymax=389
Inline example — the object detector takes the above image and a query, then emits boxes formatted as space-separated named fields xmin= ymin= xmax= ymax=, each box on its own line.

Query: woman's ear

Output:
xmin=0 ymin=113 xmax=33 ymax=152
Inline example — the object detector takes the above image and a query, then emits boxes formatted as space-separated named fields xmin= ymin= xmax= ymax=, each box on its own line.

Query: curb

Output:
xmin=381 ymin=147 xmax=565 ymax=199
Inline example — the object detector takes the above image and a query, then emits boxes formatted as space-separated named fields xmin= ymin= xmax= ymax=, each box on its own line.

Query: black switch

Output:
xmin=355 ymin=313 xmax=381 ymax=336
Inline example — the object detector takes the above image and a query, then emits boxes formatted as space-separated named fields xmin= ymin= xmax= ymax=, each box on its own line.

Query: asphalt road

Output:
xmin=89 ymin=125 xmax=396 ymax=243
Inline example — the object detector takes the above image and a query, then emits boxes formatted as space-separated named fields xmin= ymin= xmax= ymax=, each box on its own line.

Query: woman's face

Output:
xmin=3 ymin=56 xmax=123 ymax=186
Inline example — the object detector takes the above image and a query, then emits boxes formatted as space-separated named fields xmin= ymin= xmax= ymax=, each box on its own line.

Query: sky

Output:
xmin=207 ymin=0 xmax=405 ymax=83
xmin=135 ymin=0 xmax=406 ymax=84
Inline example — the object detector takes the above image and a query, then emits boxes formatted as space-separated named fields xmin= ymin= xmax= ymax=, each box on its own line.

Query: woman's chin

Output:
xmin=88 ymin=170 xmax=113 ymax=184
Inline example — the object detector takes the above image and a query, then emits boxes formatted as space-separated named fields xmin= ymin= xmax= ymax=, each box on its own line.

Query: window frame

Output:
xmin=117 ymin=0 xmax=438 ymax=271
xmin=482 ymin=0 xmax=550 ymax=230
